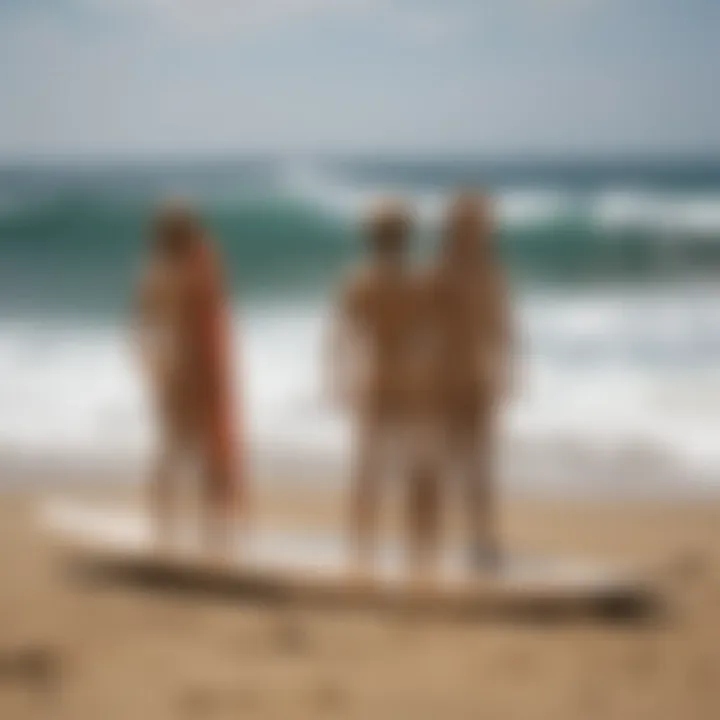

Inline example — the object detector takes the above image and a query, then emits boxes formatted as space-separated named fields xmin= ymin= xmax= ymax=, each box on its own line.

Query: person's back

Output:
xmin=422 ymin=192 xmax=511 ymax=569
xmin=426 ymin=257 xmax=507 ymax=419
xmin=136 ymin=216 xmax=206 ymax=445
xmin=342 ymin=262 xmax=421 ymax=422
xmin=329 ymin=202 xmax=425 ymax=571
xmin=134 ymin=203 xmax=242 ymax=554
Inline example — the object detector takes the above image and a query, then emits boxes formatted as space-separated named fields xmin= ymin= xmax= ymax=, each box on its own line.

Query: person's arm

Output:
xmin=130 ymin=267 xmax=161 ymax=382
xmin=324 ymin=277 xmax=361 ymax=411
xmin=492 ymin=272 xmax=515 ymax=402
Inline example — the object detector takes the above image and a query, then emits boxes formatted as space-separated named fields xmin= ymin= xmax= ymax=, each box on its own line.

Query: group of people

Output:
xmin=134 ymin=192 xmax=511 ymax=575
xmin=330 ymin=193 xmax=511 ymax=574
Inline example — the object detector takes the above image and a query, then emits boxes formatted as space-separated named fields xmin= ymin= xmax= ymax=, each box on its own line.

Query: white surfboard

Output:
xmin=40 ymin=498 xmax=654 ymax=617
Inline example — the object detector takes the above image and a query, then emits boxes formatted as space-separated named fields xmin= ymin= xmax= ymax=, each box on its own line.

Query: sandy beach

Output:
xmin=2 ymin=472 xmax=720 ymax=720
xmin=2 ymin=0 xmax=719 ymax=715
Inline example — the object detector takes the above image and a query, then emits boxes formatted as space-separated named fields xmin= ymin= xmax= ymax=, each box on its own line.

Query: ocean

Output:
xmin=1 ymin=156 xmax=720 ymax=495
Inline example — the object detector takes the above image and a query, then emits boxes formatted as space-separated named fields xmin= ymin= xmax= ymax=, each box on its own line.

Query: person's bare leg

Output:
xmin=150 ymin=441 xmax=180 ymax=550
xmin=226 ymin=459 xmax=248 ymax=551
xmin=406 ymin=423 xmax=442 ymax=578
xmin=201 ymin=455 xmax=236 ymax=560
xmin=406 ymin=461 xmax=442 ymax=578
xmin=465 ymin=414 xmax=499 ymax=571
xmin=349 ymin=424 xmax=381 ymax=575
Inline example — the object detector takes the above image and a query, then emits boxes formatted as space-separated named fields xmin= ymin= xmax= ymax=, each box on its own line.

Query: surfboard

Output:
xmin=40 ymin=498 xmax=655 ymax=618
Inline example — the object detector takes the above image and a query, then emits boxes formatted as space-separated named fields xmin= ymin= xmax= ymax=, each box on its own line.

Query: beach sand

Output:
xmin=1 ymin=476 xmax=720 ymax=720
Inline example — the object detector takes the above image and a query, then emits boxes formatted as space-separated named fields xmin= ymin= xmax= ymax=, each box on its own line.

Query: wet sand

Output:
xmin=1 ymin=477 xmax=720 ymax=720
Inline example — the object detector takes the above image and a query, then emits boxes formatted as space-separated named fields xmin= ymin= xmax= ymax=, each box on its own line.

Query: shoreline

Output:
xmin=3 ymin=472 xmax=720 ymax=719
xmin=2 ymin=466 xmax=720 ymax=719
xmin=1 ymin=445 xmax=717 ymax=505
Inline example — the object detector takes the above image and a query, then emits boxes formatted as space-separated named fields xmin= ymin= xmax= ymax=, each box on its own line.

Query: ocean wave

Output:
xmin=593 ymin=191 xmax=720 ymax=235
xmin=1 ymin=290 xmax=720 ymax=493
xmin=282 ymin=162 xmax=720 ymax=234
xmin=2 ymin=161 xmax=720 ymax=317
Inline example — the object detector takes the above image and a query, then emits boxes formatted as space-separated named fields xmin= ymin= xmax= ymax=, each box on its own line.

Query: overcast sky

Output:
xmin=1 ymin=0 xmax=718 ymax=158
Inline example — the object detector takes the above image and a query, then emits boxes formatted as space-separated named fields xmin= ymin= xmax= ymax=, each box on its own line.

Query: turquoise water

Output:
xmin=1 ymin=156 xmax=719 ymax=493
xmin=1 ymin=156 xmax=720 ymax=315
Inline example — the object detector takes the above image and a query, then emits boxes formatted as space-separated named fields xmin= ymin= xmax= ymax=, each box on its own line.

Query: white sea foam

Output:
xmin=0 ymin=287 xmax=719 ymax=495
xmin=594 ymin=191 xmax=720 ymax=235
xmin=282 ymin=162 xmax=569 ymax=227
xmin=280 ymin=161 xmax=720 ymax=236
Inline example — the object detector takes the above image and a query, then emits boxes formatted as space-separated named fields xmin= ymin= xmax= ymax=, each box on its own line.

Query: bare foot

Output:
xmin=152 ymin=520 xmax=176 ymax=557
xmin=469 ymin=541 xmax=501 ymax=575
xmin=347 ymin=553 xmax=375 ymax=588
xmin=406 ymin=563 xmax=438 ymax=594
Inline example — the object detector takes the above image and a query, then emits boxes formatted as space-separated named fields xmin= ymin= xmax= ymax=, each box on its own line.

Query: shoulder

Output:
xmin=133 ymin=258 xmax=166 ymax=314
xmin=192 ymin=237 xmax=223 ymax=280
xmin=414 ymin=265 xmax=437 ymax=289
xmin=483 ymin=266 xmax=508 ymax=298
xmin=339 ymin=266 xmax=374 ymax=304
xmin=407 ymin=267 xmax=428 ymax=300
xmin=136 ymin=258 xmax=163 ymax=293
xmin=416 ymin=265 xmax=446 ymax=298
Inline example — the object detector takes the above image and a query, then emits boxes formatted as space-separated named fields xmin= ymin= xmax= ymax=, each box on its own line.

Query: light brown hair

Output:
xmin=365 ymin=200 xmax=413 ymax=257
xmin=152 ymin=200 xmax=202 ymax=259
